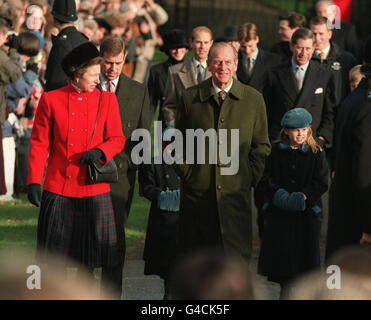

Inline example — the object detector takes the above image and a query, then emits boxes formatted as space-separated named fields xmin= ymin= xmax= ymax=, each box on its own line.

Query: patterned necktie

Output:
xmin=295 ymin=66 xmax=304 ymax=91
xmin=197 ymin=64 xmax=204 ymax=84
xmin=218 ymin=90 xmax=225 ymax=105
xmin=108 ymin=80 xmax=113 ymax=93
xmin=319 ymin=51 xmax=325 ymax=63
xmin=248 ymin=57 xmax=254 ymax=76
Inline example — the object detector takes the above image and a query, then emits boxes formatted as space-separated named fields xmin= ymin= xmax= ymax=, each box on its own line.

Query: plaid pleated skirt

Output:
xmin=36 ymin=191 xmax=119 ymax=268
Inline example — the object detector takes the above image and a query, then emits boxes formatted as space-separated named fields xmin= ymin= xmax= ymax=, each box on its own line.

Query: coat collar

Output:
xmin=278 ymin=141 xmax=310 ymax=152
xmin=199 ymin=77 xmax=244 ymax=103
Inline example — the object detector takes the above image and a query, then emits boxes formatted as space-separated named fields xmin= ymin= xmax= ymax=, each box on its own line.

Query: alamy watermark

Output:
xmin=130 ymin=121 xmax=240 ymax=175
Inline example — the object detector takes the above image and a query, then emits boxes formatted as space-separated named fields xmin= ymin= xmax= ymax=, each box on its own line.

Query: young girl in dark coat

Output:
xmin=139 ymin=126 xmax=180 ymax=299
xmin=257 ymin=108 xmax=329 ymax=298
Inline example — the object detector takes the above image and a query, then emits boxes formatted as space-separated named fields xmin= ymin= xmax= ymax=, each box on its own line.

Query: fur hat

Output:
xmin=62 ymin=42 xmax=99 ymax=77
xmin=160 ymin=29 xmax=189 ymax=52
xmin=281 ymin=108 xmax=312 ymax=129
xmin=51 ymin=0 xmax=78 ymax=23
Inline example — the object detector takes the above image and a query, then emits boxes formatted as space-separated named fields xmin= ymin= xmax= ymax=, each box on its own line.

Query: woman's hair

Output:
xmin=280 ymin=126 xmax=321 ymax=153
xmin=72 ymin=56 xmax=103 ymax=79
xmin=17 ymin=32 xmax=41 ymax=57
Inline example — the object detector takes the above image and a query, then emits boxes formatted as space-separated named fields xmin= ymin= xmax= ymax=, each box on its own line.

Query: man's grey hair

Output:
xmin=208 ymin=42 xmax=238 ymax=62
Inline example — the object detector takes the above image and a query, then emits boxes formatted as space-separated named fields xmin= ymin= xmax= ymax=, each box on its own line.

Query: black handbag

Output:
xmin=87 ymin=91 xmax=118 ymax=184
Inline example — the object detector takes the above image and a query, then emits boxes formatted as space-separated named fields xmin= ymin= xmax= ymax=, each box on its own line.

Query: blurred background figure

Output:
xmin=271 ymin=12 xmax=307 ymax=61
xmin=168 ymin=250 xmax=258 ymax=300
xmin=147 ymin=28 xmax=189 ymax=122
xmin=0 ymin=249 xmax=114 ymax=299
xmin=288 ymin=245 xmax=371 ymax=300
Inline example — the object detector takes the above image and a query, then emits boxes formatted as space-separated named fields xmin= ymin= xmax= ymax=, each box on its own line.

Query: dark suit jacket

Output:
xmin=44 ymin=27 xmax=88 ymax=92
xmin=270 ymin=41 xmax=292 ymax=62
xmin=108 ymin=74 xmax=151 ymax=222
xmin=311 ymin=42 xmax=357 ymax=105
xmin=331 ymin=20 xmax=362 ymax=63
xmin=147 ymin=58 xmax=182 ymax=122
xmin=264 ymin=60 xmax=337 ymax=145
xmin=236 ymin=49 xmax=281 ymax=93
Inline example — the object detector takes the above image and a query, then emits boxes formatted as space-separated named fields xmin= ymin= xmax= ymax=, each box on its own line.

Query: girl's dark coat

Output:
xmin=257 ymin=141 xmax=328 ymax=281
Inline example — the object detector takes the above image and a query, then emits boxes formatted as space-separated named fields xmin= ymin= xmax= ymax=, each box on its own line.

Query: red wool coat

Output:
xmin=27 ymin=83 xmax=125 ymax=198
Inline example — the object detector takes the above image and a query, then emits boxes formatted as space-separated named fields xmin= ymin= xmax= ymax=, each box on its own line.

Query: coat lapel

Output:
xmin=178 ymin=59 xmax=197 ymax=88
xmin=296 ymin=61 xmax=318 ymax=106
xmin=278 ymin=61 xmax=299 ymax=103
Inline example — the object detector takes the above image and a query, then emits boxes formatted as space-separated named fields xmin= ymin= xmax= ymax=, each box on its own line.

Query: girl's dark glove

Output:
xmin=27 ymin=184 xmax=41 ymax=207
xmin=79 ymin=149 xmax=103 ymax=164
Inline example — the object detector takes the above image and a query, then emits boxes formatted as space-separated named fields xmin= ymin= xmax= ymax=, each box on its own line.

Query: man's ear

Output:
xmin=289 ymin=41 xmax=294 ymax=53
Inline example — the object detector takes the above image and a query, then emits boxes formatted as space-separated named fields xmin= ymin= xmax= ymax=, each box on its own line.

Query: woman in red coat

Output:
xmin=27 ymin=42 xmax=125 ymax=281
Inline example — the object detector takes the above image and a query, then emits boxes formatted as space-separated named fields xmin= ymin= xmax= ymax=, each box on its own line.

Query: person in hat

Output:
xmin=138 ymin=126 xmax=181 ymax=299
xmin=44 ymin=0 xmax=89 ymax=92
xmin=27 ymin=42 xmax=125 ymax=290
xmin=215 ymin=25 xmax=240 ymax=52
xmin=256 ymin=107 xmax=328 ymax=299
xmin=147 ymin=28 xmax=189 ymax=122
xmin=326 ymin=35 xmax=371 ymax=261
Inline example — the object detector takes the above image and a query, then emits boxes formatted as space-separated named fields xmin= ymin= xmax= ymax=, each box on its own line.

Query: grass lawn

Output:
xmin=0 ymin=181 xmax=151 ymax=254
xmin=260 ymin=0 xmax=315 ymax=16
xmin=0 ymin=48 xmax=175 ymax=256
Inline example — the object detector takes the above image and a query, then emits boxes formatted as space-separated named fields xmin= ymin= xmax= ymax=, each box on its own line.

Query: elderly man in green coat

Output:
xmin=174 ymin=42 xmax=271 ymax=261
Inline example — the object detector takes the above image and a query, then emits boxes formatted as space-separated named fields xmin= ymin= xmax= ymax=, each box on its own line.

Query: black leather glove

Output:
xmin=27 ymin=183 xmax=41 ymax=207
xmin=26 ymin=62 xmax=39 ymax=74
xmin=7 ymin=34 xmax=19 ymax=49
xmin=79 ymin=149 xmax=104 ymax=164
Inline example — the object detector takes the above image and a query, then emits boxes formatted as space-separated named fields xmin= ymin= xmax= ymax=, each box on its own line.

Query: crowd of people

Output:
xmin=0 ymin=0 xmax=371 ymax=300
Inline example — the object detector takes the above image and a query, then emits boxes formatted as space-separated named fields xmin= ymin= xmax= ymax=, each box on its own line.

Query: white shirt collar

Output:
xmin=212 ymin=79 xmax=233 ymax=94
xmin=193 ymin=56 xmax=207 ymax=69
xmin=291 ymin=58 xmax=310 ymax=74
xmin=316 ymin=45 xmax=331 ymax=59
xmin=99 ymin=74 xmax=119 ymax=92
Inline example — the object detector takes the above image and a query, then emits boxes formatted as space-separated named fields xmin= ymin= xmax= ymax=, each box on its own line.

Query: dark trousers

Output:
xmin=101 ymin=169 xmax=136 ymax=299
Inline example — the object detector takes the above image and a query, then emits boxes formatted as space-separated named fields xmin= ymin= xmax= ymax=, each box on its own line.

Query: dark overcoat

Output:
xmin=326 ymin=79 xmax=371 ymax=260
xmin=264 ymin=60 xmax=337 ymax=145
xmin=109 ymin=73 xmax=151 ymax=237
xmin=257 ymin=142 xmax=328 ymax=281
xmin=139 ymin=159 xmax=180 ymax=279
xmin=311 ymin=42 xmax=357 ymax=105
xmin=44 ymin=27 xmax=88 ymax=92
xmin=236 ymin=49 xmax=281 ymax=94
xmin=174 ymin=78 xmax=271 ymax=260
xmin=147 ymin=58 xmax=181 ymax=122
xmin=270 ymin=41 xmax=292 ymax=62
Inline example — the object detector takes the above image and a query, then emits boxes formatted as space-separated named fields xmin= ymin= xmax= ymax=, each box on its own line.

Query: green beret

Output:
xmin=281 ymin=108 xmax=312 ymax=129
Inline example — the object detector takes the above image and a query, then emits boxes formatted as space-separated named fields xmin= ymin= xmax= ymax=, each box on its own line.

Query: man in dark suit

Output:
xmin=44 ymin=0 xmax=88 ymax=92
xmin=316 ymin=0 xmax=362 ymax=62
xmin=310 ymin=16 xmax=357 ymax=106
xmin=264 ymin=28 xmax=337 ymax=147
xmin=236 ymin=23 xmax=281 ymax=94
xmin=271 ymin=12 xmax=307 ymax=62
xmin=99 ymin=36 xmax=151 ymax=299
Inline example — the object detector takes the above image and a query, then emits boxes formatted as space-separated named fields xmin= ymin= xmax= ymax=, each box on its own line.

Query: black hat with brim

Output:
xmin=51 ymin=0 xmax=78 ymax=23
xmin=62 ymin=42 xmax=99 ymax=77
xmin=215 ymin=25 xmax=239 ymax=42
xmin=160 ymin=29 xmax=190 ymax=52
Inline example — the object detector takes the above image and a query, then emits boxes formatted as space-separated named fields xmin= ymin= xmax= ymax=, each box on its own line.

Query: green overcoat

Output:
xmin=174 ymin=78 xmax=271 ymax=260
